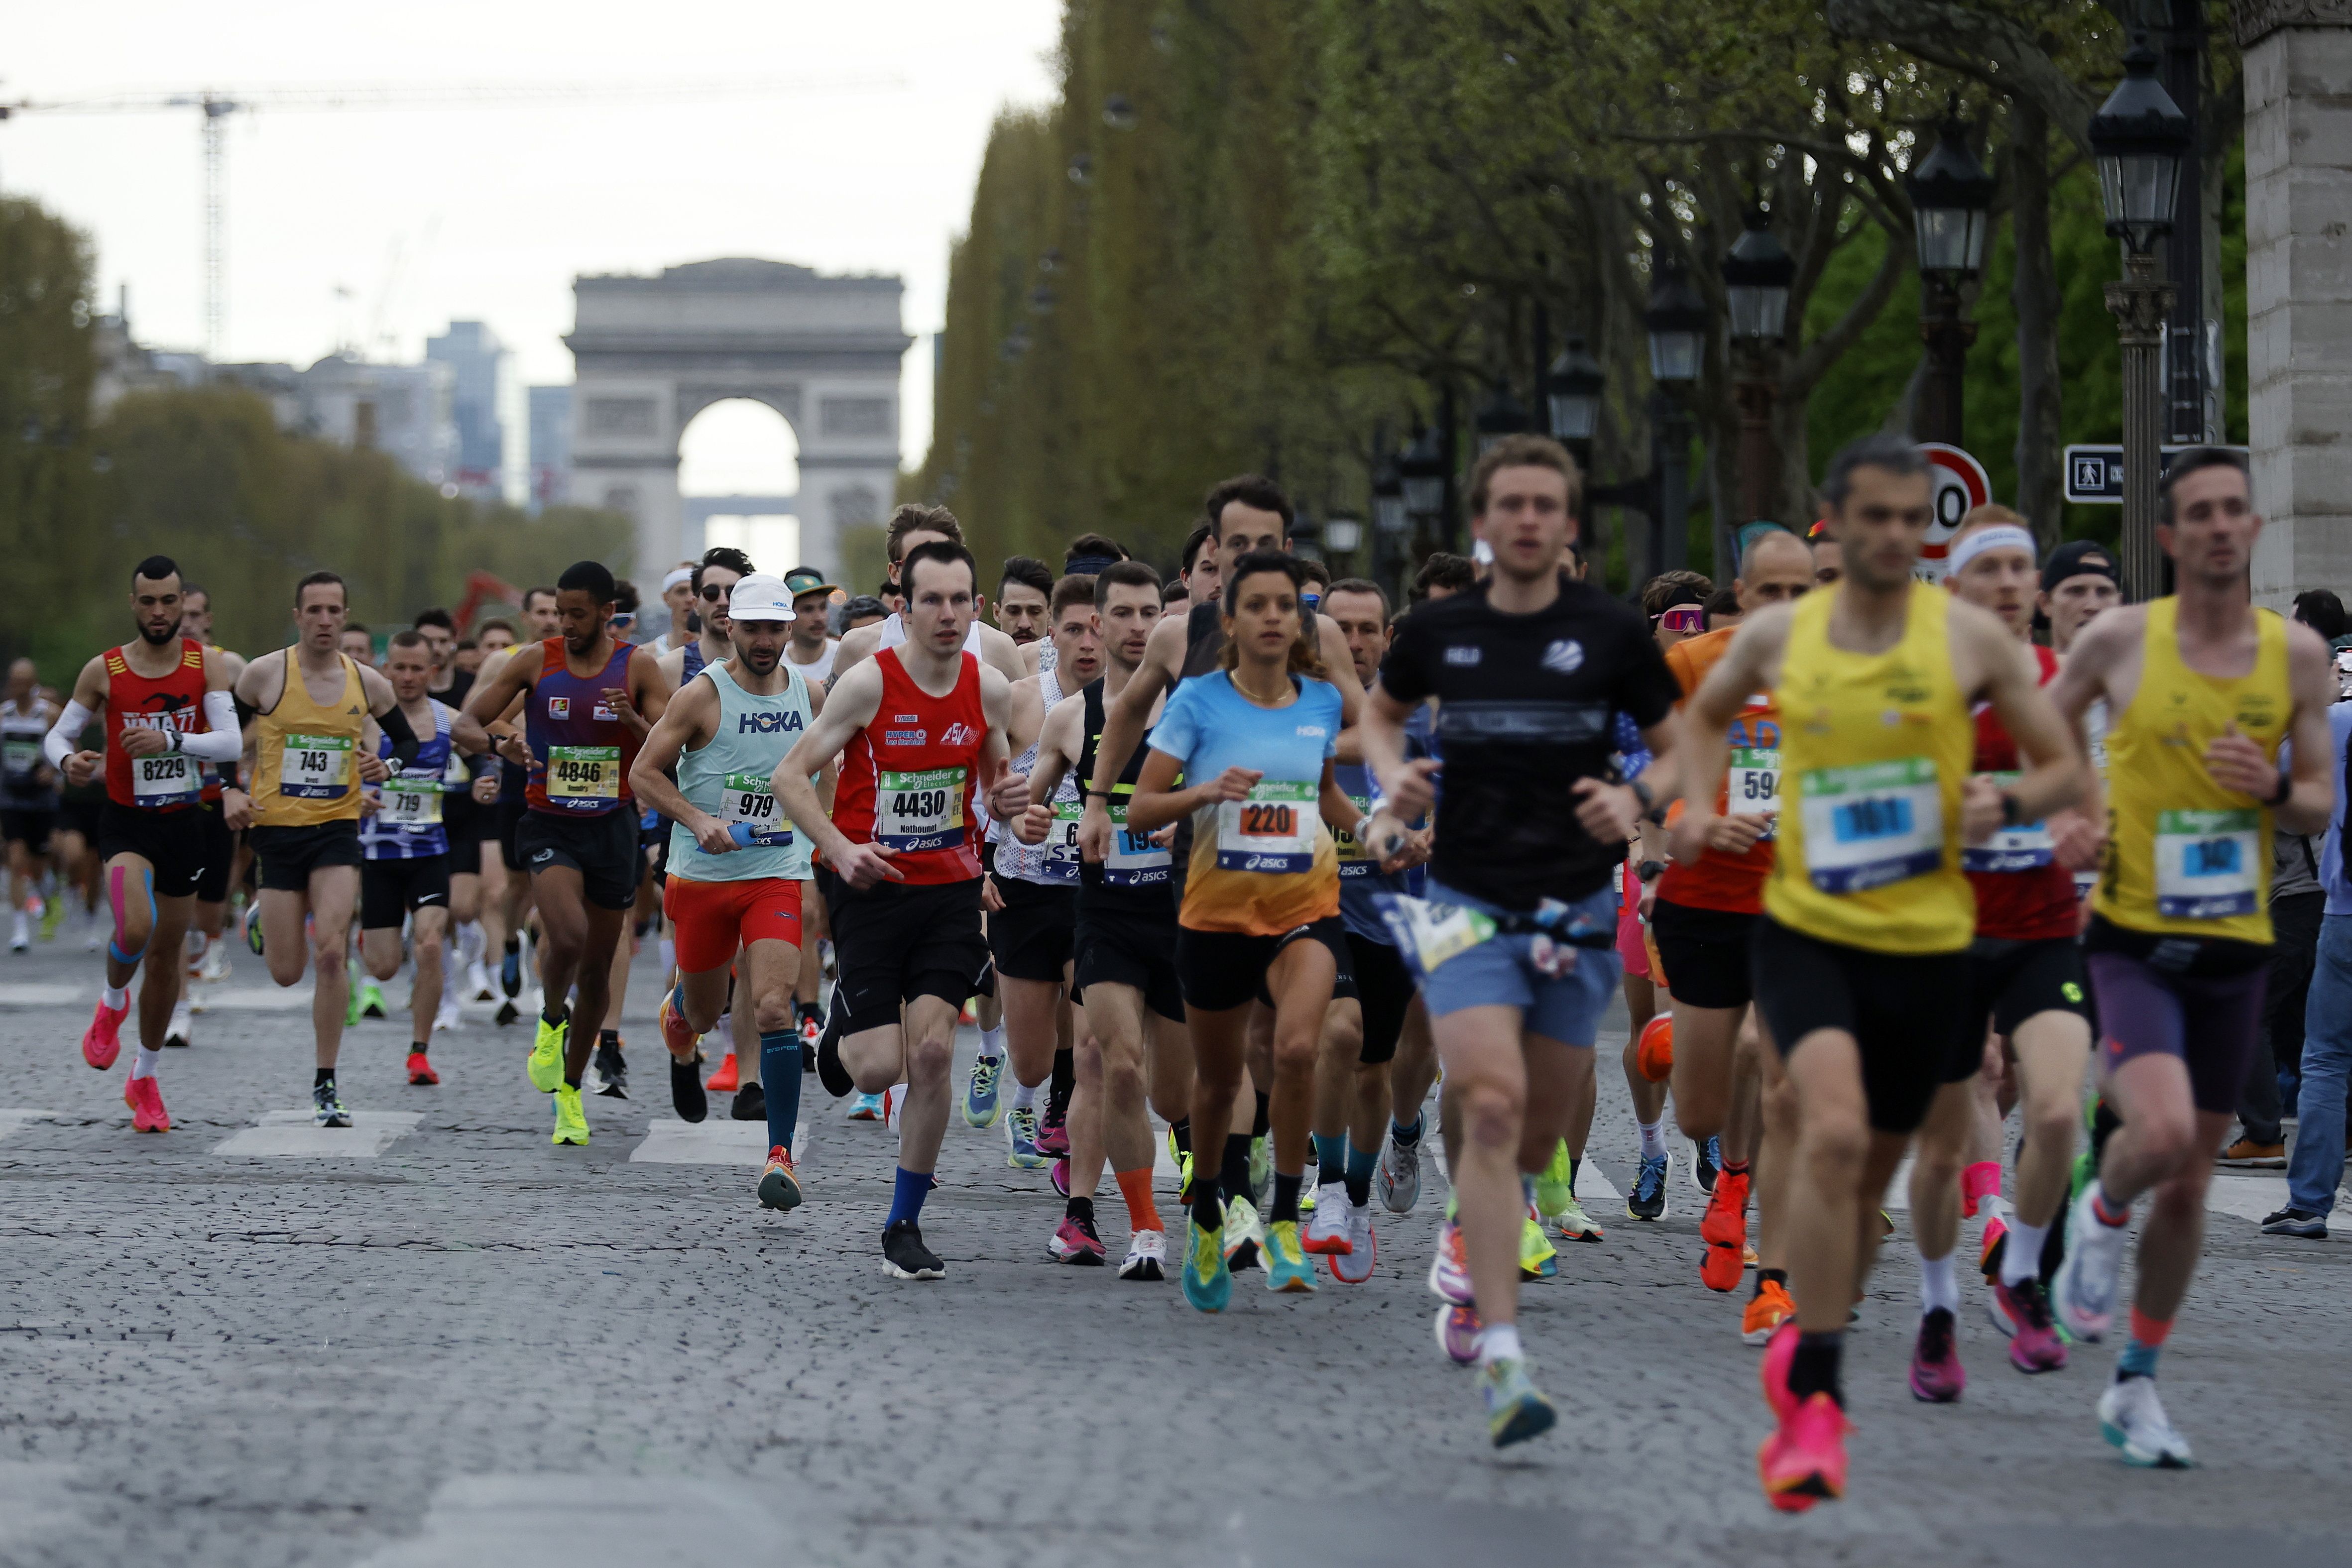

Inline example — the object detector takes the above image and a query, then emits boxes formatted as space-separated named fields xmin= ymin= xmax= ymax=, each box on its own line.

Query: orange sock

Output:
xmin=1115 ymin=1167 xmax=1162 ymax=1232
xmin=2128 ymin=1307 xmax=2173 ymax=1347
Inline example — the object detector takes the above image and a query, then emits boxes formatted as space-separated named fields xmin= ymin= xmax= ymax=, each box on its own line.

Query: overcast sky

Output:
xmin=2 ymin=1 xmax=1063 ymax=491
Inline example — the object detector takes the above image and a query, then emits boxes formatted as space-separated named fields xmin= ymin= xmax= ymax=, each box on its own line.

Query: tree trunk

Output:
xmin=2010 ymin=96 xmax=2065 ymax=549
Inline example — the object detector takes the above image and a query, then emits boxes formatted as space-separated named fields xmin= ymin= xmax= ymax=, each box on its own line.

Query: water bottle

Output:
xmin=701 ymin=821 xmax=759 ymax=853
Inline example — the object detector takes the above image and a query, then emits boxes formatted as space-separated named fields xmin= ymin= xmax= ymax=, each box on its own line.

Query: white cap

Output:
xmin=660 ymin=566 xmax=696 ymax=594
xmin=727 ymin=573 xmax=795 ymax=622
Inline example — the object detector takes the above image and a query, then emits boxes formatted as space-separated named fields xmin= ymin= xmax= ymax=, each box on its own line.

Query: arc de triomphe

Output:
xmin=564 ymin=258 xmax=911 ymax=584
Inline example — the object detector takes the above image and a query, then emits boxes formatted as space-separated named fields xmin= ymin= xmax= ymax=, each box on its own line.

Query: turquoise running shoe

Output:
xmin=1479 ymin=1356 xmax=1559 ymax=1448
xmin=1181 ymin=1218 xmax=1231 ymax=1313
xmin=1262 ymin=1219 xmax=1316 ymax=1293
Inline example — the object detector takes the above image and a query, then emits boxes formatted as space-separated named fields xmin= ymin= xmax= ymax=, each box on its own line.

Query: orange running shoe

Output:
xmin=406 ymin=1050 xmax=439 ymax=1086
xmin=82 ymin=995 xmax=129 ymax=1071
xmin=706 ymin=1053 xmax=740 ymax=1094
xmin=1977 ymin=1215 xmax=2008 ymax=1283
xmin=1758 ymin=1392 xmax=1849 ymax=1512
xmin=1635 ymin=1014 xmax=1674 ymax=1082
xmin=1742 ymin=1276 xmax=1796 ymax=1346
xmin=123 ymin=1076 xmax=170 ymax=1133
xmin=1701 ymin=1239 xmax=1746 ymax=1293
xmin=1701 ymin=1169 xmax=1750 ymax=1248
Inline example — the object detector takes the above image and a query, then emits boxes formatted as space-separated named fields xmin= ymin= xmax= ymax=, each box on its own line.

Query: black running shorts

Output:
xmin=1750 ymin=915 xmax=1974 ymax=1135
xmin=1649 ymin=896 xmax=1758 ymax=1011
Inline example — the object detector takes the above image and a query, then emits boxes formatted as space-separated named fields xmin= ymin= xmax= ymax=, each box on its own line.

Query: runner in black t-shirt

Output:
xmin=1360 ymin=435 xmax=1682 ymax=1449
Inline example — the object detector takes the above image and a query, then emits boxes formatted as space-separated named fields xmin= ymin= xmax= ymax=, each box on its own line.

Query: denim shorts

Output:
xmin=1415 ymin=881 xmax=1622 ymax=1047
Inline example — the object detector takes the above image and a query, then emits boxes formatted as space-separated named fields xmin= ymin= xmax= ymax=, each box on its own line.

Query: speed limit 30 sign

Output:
xmin=1914 ymin=443 xmax=1992 ymax=583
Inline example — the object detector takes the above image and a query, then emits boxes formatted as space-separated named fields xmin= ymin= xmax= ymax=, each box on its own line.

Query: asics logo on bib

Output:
xmin=1541 ymin=638 xmax=1585 ymax=674
xmin=737 ymin=711 xmax=804 ymax=734
xmin=886 ymin=730 xmax=927 ymax=747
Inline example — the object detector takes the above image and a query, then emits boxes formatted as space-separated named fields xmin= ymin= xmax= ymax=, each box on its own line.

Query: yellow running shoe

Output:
xmin=1534 ymin=1139 xmax=1573 ymax=1219
xmin=551 ymin=1083 xmax=589 ymax=1145
xmin=1520 ymin=1209 xmax=1558 ymax=1280
xmin=528 ymin=1011 xmax=568 ymax=1094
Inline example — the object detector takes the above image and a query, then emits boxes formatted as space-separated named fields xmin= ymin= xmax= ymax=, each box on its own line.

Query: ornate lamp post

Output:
xmin=2090 ymin=35 xmax=2191 ymax=601
xmin=1474 ymin=383 xmax=1531 ymax=455
xmin=1722 ymin=209 xmax=1795 ymax=550
xmin=1542 ymin=338 xmax=1604 ymax=446
xmin=1907 ymin=109 xmax=1995 ymax=447
xmin=1642 ymin=261 xmax=1705 ymax=575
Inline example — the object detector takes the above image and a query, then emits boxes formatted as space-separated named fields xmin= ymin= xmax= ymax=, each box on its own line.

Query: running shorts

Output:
xmin=249 ymin=820 xmax=362 ymax=893
xmin=0 ymin=809 xmax=53 ymax=856
xmin=1649 ymin=896 xmax=1757 ymax=1011
xmin=820 ymin=869 xmax=989 ymax=1036
xmin=1072 ymin=903 xmax=1185 ymax=1024
xmin=1416 ymin=881 xmax=1620 ymax=1049
xmin=97 ymin=801 xmax=209 ymax=900
xmin=360 ymin=854 xmax=453 ymax=929
xmin=1969 ymin=935 xmax=2091 ymax=1039
xmin=2082 ymin=916 xmax=2269 ymax=1118
xmin=1335 ymin=930 xmax=1413 ymax=1066
xmin=1176 ymin=916 xmax=1349 ymax=1014
xmin=496 ymin=795 xmax=531 ymax=874
xmin=1750 ymin=915 xmax=1974 ymax=1134
xmin=665 ymin=874 xmax=802 ymax=973
xmin=195 ymin=802 xmax=234 ymax=904
xmin=989 ymin=874 xmax=1075 ymax=983
xmin=58 ymin=788 xmax=104 ymax=846
xmin=513 ymin=807 xmax=641 ymax=911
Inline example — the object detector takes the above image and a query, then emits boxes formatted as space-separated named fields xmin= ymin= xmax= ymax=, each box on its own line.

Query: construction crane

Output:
xmin=0 ymin=77 xmax=903 ymax=356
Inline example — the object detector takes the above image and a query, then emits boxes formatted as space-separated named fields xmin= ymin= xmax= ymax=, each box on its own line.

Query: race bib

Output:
xmin=717 ymin=770 xmax=792 ymax=847
xmin=1797 ymin=757 xmax=1942 ymax=893
xmin=280 ymin=733 xmax=352 ymax=799
xmin=379 ymin=777 xmax=443 ymax=828
xmin=1038 ymin=799 xmax=1083 ymax=884
xmin=2153 ymin=807 xmax=2260 ymax=919
xmin=546 ymin=745 xmax=621 ymax=806
xmin=1373 ymin=893 xmax=1497 ymax=982
xmin=1334 ymin=792 xmax=1374 ymax=879
xmin=1727 ymin=746 xmax=1781 ymax=837
xmin=1961 ymin=771 xmax=2054 ymax=873
xmin=1103 ymin=799 xmax=1170 ymax=887
xmin=130 ymin=750 xmax=199 ymax=807
xmin=877 ymin=767 xmax=966 ymax=852
xmin=3 ymin=739 xmax=41 ymax=780
xmin=1215 ymin=779 xmax=1318 ymax=873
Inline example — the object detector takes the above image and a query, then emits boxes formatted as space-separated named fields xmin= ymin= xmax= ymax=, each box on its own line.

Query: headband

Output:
xmin=660 ymin=567 xmax=695 ymax=593
xmin=1947 ymin=525 xmax=2035 ymax=575
xmin=1064 ymin=554 xmax=1122 ymax=577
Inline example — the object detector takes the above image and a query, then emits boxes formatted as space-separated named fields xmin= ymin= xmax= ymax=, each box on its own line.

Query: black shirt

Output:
xmin=1378 ymin=577 xmax=1677 ymax=911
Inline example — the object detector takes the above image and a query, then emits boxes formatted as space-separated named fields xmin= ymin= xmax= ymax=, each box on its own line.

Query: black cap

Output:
xmin=840 ymin=595 xmax=889 ymax=623
xmin=2041 ymin=539 xmax=2120 ymax=594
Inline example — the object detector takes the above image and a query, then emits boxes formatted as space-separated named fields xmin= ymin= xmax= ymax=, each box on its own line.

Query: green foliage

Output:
xmin=0 ymin=198 xmax=100 ymax=670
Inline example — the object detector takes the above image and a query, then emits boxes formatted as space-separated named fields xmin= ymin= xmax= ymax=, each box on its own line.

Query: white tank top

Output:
xmin=990 ymin=666 xmax=1077 ymax=885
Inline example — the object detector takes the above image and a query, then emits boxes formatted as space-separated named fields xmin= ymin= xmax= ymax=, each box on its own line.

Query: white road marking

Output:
xmin=213 ymin=1110 xmax=423 ymax=1158
xmin=354 ymin=1473 xmax=778 ymax=1567
xmin=629 ymin=1119 xmax=771 ymax=1165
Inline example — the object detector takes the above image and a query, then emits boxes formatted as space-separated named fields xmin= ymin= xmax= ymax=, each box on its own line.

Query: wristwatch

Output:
xmin=1999 ymin=790 xmax=2022 ymax=827
xmin=1637 ymin=858 xmax=1667 ymax=883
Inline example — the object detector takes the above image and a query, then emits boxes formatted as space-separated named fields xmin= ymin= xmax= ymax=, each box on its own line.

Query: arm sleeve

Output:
xmin=175 ymin=690 xmax=244 ymax=762
xmin=377 ymin=703 xmax=423 ymax=769
xmin=43 ymin=700 xmax=93 ymax=770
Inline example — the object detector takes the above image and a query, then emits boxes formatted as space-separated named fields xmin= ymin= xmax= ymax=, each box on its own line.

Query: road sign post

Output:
xmin=1914 ymin=443 xmax=1992 ymax=582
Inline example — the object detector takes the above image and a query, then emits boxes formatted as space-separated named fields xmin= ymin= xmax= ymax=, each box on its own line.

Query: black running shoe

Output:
xmin=882 ymin=1219 xmax=944 ymax=1280
xmin=2262 ymin=1206 xmax=2327 ymax=1239
xmin=494 ymin=998 xmax=519 ymax=1027
xmin=1695 ymin=1135 xmax=1720 ymax=1194
xmin=593 ymin=1038 xmax=629 ymax=1099
xmin=670 ymin=1053 xmax=708 ymax=1124
xmin=816 ymin=1023 xmax=853 ymax=1099
xmin=731 ymin=1081 xmax=766 ymax=1121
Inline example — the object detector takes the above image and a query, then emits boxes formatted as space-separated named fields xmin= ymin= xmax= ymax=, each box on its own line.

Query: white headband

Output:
xmin=1948 ymin=524 xmax=2035 ymax=575
xmin=660 ymin=567 xmax=695 ymax=594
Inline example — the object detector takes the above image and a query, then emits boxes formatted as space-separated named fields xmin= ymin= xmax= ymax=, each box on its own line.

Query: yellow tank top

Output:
xmin=252 ymin=651 xmax=367 ymax=826
xmin=1763 ymin=581 xmax=1975 ymax=954
xmin=2093 ymin=598 xmax=2288 ymax=945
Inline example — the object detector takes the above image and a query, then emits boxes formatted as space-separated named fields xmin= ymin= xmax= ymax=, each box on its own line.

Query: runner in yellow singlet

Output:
xmin=1677 ymin=434 xmax=2083 ymax=1511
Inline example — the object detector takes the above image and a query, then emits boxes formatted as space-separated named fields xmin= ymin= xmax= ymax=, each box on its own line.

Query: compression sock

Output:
xmin=1313 ymin=1132 xmax=1347 ymax=1177
xmin=759 ymin=1031 xmax=802 ymax=1151
xmin=314 ymin=1068 xmax=335 ymax=1089
xmin=1191 ymin=1165 xmax=1224 ymax=1231
xmin=1050 ymin=1046 xmax=1074 ymax=1116
xmin=1251 ymin=1091 xmax=1271 ymax=1139
xmin=1390 ymin=1113 xmax=1422 ymax=1146
xmin=1637 ymin=1118 xmax=1668 ymax=1161
xmin=130 ymin=1046 xmax=160 ymax=1081
xmin=1477 ymin=1322 xmax=1523 ymax=1367
xmin=1568 ymin=1154 xmax=1581 ymax=1193
xmin=542 ymin=1001 xmax=569 ymax=1031
xmin=1220 ymin=1133 xmax=1253 ymax=1205
xmin=2000 ymin=1218 xmax=2052 ymax=1287
xmin=1918 ymin=1250 xmax=1959 ymax=1316
xmin=1115 ymin=1167 xmax=1162 ymax=1232
xmin=1754 ymin=1266 xmax=1788 ymax=1300
xmin=887 ymin=1166 xmax=931 ymax=1231
xmin=100 ymin=983 xmax=129 ymax=1012
xmin=2117 ymin=1308 xmax=2171 ymax=1381
xmin=1170 ymin=1117 xmax=1191 ymax=1158
xmin=1344 ymin=1139 xmax=1378 ymax=1208
xmin=1788 ymin=1331 xmax=1845 ymax=1409
xmin=1271 ymin=1171 xmax=1303 ymax=1225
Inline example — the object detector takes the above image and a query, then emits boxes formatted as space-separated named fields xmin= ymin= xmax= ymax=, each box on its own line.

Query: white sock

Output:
xmin=977 ymin=1025 xmax=1005 ymax=1061
xmin=1638 ymin=1119 xmax=1668 ymax=1161
xmin=1011 ymin=1079 xmax=1038 ymax=1111
xmin=2001 ymin=1218 xmax=2051 ymax=1286
xmin=130 ymin=1046 xmax=160 ymax=1081
xmin=1476 ymin=1323 xmax=1524 ymax=1366
xmin=101 ymin=983 xmax=129 ymax=1011
xmin=1919 ymin=1250 xmax=1959 ymax=1315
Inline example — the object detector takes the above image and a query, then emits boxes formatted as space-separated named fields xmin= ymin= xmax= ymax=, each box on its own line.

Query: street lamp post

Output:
xmin=1474 ymin=383 xmax=1531 ymax=456
xmin=1543 ymin=337 xmax=1607 ymax=579
xmin=2090 ymin=35 xmax=2191 ymax=602
xmin=1907 ymin=109 xmax=1995 ymax=447
xmin=1643 ymin=260 xmax=1706 ymax=577
xmin=1723 ymin=209 xmax=1795 ymax=564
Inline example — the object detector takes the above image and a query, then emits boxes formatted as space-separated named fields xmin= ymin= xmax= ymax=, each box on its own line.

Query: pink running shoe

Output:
xmin=657 ymin=986 xmax=698 ymax=1061
xmin=1047 ymin=1213 xmax=1107 ymax=1265
xmin=1988 ymin=1276 xmax=2069 ymax=1373
xmin=1759 ymin=1392 xmax=1850 ymax=1512
xmin=1434 ymin=1302 xmax=1483 ymax=1365
xmin=1760 ymin=1320 xmax=1800 ymax=1421
xmin=123 ymin=1076 xmax=170 ymax=1133
xmin=1426 ymin=1216 xmax=1473 ymax=1305
xmin=82 ymin=995 xmax=128 ymax=1071
xmin=1907 ymin=1307 xmax=1966 ymax=1403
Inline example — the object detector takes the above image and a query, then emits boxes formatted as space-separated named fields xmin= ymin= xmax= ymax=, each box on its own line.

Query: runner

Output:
xmin=782 ymin=566 xmax=840 ymax=685
xmin=630 ymin=573 xmax=826 ymax=1209
xmin=1023 ymin=560 xmax=1185 ymax=1277
xmin=1130 ymin=549 xmax=1355 ymax=1309
xmin=650 ymin=564 xmax=698 ymax=657
xmin=2 ymin=659 xmax=60 ymax=953
xmin=465 ymin=561 xmax=671 ymax=1147
xmin=484 ymin=590 xmax=562 ymax=1025
xmin=829 ymin=506 xmax=1029 ymax=685
xmin=2045 ymin=448 xmax=2336 ymax=1468
xmin=45 ymin=557 xmax=242 ymax=1132
xmin=773 ymin=539 xmax=1029 ymax=1280
xmin=412 ymin=605 xmax=488 ymax=1036
xmin=1650 ymin=528 xmax=1813 ymax=1330
xmin=357 ymin=630 xmax=492 ymax=1087
xmin=996 ymin=557 xmax=1052 ymax=651
xmin=1675 ymin=434 xmax=2083 ymax=1507
xmin=235 ymin=571 xmax=419 ymax=1126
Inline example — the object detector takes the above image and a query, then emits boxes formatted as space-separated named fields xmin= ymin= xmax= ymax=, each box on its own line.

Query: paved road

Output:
xmin=0 ymin=934 xmax=2347 ymax=1568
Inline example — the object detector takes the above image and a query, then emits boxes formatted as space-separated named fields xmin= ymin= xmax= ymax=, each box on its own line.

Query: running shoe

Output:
xmin=731 ymin=1081 xmax=765 ymax=1122
xmin=2261 ymin=1207 xmax=2328 ymax=1239
xmin=1263 ymin=1219 xmax=1316 ymax=1292
xmin=1988 ymin=1275 xmax=2068 ymax=1372
xmin=1298 ymin=1180 xmax=1316 ymax=1214
xmin=592 ymin=1037 xmax=629 ymax=1099
xmin=1304 ymin=1183 xmax=1352 ymax=1254
xmin=1519 ymin=1211 xmax=1557 ymax=1280
xmin=165 ymin=997 xmax=193 ymax=1050
xmin=1700 ymin=1236 xmax=1747 ymax=1294
xmin=1760 ymin=1320 xmax=1799 ymax=1420
xmin=1701 ymin=1167 xmax=1750 ymax=1249
xmin=526 ymin=1012 xmax=567 ymax=1094
xmin=406 ymin=1049 xmax=438 ymax=1087
xmin=881 ymin=1220 xmax=944 ymax=1280
xmin=123 ymin=1076 xmax=170 ymax=1134
xmin=2099 ymin=1376 xmax=2194 ymax=1468
xmin=465 ymin=958 xmax=495 ymax=1003
xmin=1695 ymin=1134 xmax=1721 ymax=1193
xmin=1118 ymin=1228 xmax=1166 ymax=1282
xmin=1005 ymin=1104 xmax=1046 ymax=1168
xmin=1743 ymin=1277 xmax=1797 ymax=1346
xmin=1533 ymin=1139 xmax=1573 ymax=1219
xmin=1049 ymin=1155 xmax=1071 ymax=1199
xmin=1427 ymin=1215 xmax=1474 ymax=1305
xmin=551 ymin=1083 xmax=589 ymax=1145
xmin=1907 ymin=1307 xmax=1965 ymax=1403
xmin=1627 ymin=1151 xmax=1669 ymax=1220
xmin=1435 ymin=1303 xmax=1483 ymax=1365
xmin=844 ymin=1091 xmax=885 ymax=1122
xmin=313 ymin=1080 xmax=352 ymax=1129
xmin=1552 ymin=1193 xmax=1605 ymax=1244
xmin=2052 ymin=1185 xmax=2128 ymax=1343
xmin=657 ymin=986 xmax=698 ymax=1061
xmin=1035 ymin=1102 xmax=1071 ymax=1159
xmin=1247 ymin=1133 xmax=1271 ymax=1209
xmin=81 ymin=995 xmax=128 ymax=1071
xmin=1978 ymin=1215 xmax=2009 ymax=1283
xmin=1049 ymin=1213 xmax=1108 ymax=1265
xmin=707 ymin=1053 xmax=740 ymax=1095
xmin=38 ymin=899 xmax=64 ymax=944
xmin=758 ymin=1146 xmax=802 ymax=1211
xmin=1181 ymin=1219 xmax=1230 ymax=1312
xmin=197 ymin=934 xmax=230 ymax=984
xmin=669 ymin=1051 xmax=708 ymax=1124
xmin=1221 ymin=1195 xmax=1265 ymax=1272
xmin=494 ymin=998 xmax=520 ymax=1027
xmin=1758 ymin=1392 xmax=1849 ymax=1512
xmin=962 ymin=1053 xmax=1003 ymax=1128
xmin=1378 ymin=1131 xmax=1423 ymax=1214
xmin=1329 ymin=1204 xmax=1377 ymax=1284
xmin=434 ymin=989 xmax=461 ymax=1035
xmin=1478 ymin=1357 xmax=1557 ymax=1448
xmin=1961 ymin=1159 xmax=2004 ymax=1214
xmin=499 ymin=942 xmax=521 ymax=998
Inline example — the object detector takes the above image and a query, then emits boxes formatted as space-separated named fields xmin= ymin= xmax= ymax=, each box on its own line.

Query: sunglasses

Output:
xmin=699 ymin=583 xmax=729 ymax=602
xmin=1654 ymin=605 xmax=1706 ymax=634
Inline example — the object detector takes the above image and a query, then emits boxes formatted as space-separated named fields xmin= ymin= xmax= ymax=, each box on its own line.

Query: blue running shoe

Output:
xmin=1479 ymin=1357 xmax=1558 ymax=1448
xmin=1181 ymin=1218 xmax=1231 ymax=1313
xmin=499 ymin=943 xmax=522 ymax=998
xmin=1628 ymin=1152 xmax=1669 ymax=1221
xmin=962 ymin=1053 xmax=1003 ymax=1128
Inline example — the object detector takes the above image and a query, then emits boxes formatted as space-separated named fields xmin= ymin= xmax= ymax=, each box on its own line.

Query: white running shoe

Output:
xmin=196 ymin=935 xmax=231 ymax=985
xmin=465 ymin=959 xmax=496 ymax=1004
xmin=164 ymin=996 xmax=194 ymax=1050
xmin=1379 ymin=1133 xmax=1423 ymax=1213
xmin=2053 ymin=1185 xmax=2130 ymax=1343
xmin=1329 ymin=1203 xmax=1378 ymax=1285
xmin=434 ymin=989 xmax=462 ymax=1034
xmin=2098 ymin=1377 xmax=2194 ymax=1468
xmin=1117 ymin=1228 xmax=1167 ymax=1281
xmin=1304 ymin=1181 xmax=1351 ymax=1254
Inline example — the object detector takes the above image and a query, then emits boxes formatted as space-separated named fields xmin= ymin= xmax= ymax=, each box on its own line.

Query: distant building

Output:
xmin=528 ymin=385 xmax=573 ymax=512
xmin=426 ymin=322 xmax=526 ymax=506
xmin=300 ymin=354 xmax=458 ymax=488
